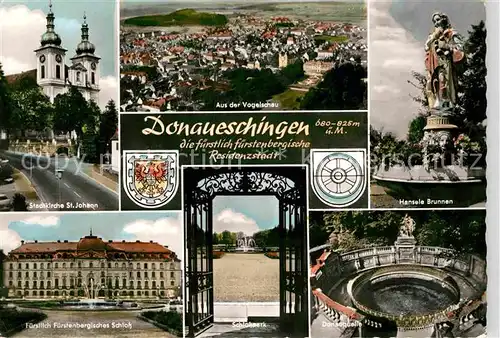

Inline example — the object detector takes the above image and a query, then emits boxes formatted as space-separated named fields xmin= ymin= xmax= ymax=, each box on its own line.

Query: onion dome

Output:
xmin=76 ymin=13 xmax=96 ymax=55
xmin=40 ymin=2 xmax=62 ymax=46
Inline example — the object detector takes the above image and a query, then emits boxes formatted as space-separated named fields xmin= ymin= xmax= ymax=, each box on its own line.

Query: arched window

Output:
xmin=76 ymin=71 xmax=81 ymax=82
xmin=56 ymin=65 xmax=61 ymax=79
xmin=41 ymin=65 xmax=45 ymax=79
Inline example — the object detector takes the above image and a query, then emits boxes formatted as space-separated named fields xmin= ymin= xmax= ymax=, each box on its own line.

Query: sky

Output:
xmin=212 ymin=196 xmax=279 ymax=236
xmin=0 ymin=0 xmax=118 ymax=108
xmin=0 ymin=212 xmax=183 ymax=260
xmin=370 ymin=0 xmax=486 ymax=138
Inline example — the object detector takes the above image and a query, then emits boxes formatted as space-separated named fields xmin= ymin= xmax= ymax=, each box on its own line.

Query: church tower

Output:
xmin=278 ymin=53 xmax=288 ymax=69
xmin=70 ymin=13 xmax=100 ymax=102
xmin=34 ymin=1 xmax=67 ymax=103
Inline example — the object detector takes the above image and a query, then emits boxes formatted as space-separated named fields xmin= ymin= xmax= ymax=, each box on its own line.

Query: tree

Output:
xmin=12 ymin=193 xmax=28 ymax=211
xmin=53 ymin=87 xmax=101 ymax=161
xmin=0 ymin=63 xmax=13 ymax=137
xmin=99 ymin=100 xmax=118 ymax=156
xmin=457 ymin=20 xmax=487 ymax=140
xmin=300 ymin=62 xmax=367 ymax=110
xmin=407 ymin=115 xmax=427 ymax=145
xmin=9 ymin=86 xmax=53 ymax=135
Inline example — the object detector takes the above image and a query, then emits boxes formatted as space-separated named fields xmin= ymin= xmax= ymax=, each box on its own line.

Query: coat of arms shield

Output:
xmin=123 ymin=150 xmax=179 ymax=208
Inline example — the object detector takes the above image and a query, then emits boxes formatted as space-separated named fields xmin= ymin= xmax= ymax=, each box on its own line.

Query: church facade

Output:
xmin=35 ymin=2 xmax=100 ymax=103
xmin=2 ymin=233 xmax=182 ymax=300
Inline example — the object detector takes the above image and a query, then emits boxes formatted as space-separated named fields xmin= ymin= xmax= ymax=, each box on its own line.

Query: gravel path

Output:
xmin=214 ymin=253 xmax=279 ymax=302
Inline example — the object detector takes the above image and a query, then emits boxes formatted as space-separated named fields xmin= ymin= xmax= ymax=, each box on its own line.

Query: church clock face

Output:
xmin=39 ymin=55 xmax=46 ymax=63
xmin=55 ymin=54 xmax=62 ymax=63
xmin=91 ymin=62 xmax=96 ymax=70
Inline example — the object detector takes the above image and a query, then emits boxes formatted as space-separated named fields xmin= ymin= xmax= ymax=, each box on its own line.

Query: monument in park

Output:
xmin=373 ymin=12 xmax=486 ymax=206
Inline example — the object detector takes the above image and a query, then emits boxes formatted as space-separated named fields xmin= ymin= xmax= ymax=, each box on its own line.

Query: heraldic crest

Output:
xmin=123 ymin=150 xmax=179 ymax=208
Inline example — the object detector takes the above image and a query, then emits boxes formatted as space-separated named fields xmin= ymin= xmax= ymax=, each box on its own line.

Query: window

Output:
xmin=170 ymin=263 xmax=175 ymax=270
xmin=55 ymin=279 xmax=59 ymax=287
xmin=144 ymin=272 xmax=148 ymax=278
xmin=25 ymin=272 xmax=29 ymax=278
xmin=108 ymin=262 xmax=111 ymax=268
xmin=89 ymin=262 xmax=93 ymax=268
xmin=137 ymin=271 xmax=140 ymax=278
xmin=62 ymin=263 xmax=66 ymax=269
xmin=25 ymin=263 xmax=29 ymax=269
xmin=9 ymin=281 xmax=13 ymax=287
xmin=56 ymin=65 xmax=61 ymax=79
xmin=171 ymin=280 xmax=175 ymax=286
xmin=152 ymin=281 xmax=156 ymax=288
xmin=160 ymin=281 xmax=164 ymax=288
xmin=41 ymin=65 xmax=45 ymax=79
xmin=101 ymin=271 xmax=105 ymax=277
xmin=122 ymin=263 xmax=126 ymax=269
xmin=152 ymin=263 xmax=156 ymax=270
xmin=145 ymin=281 xmax=149 ymax=289
xmin=33 ymin=281 xmax=37 ymax=288
xmin=123 ymin=278 xmax=126 ymax=287
xmin=48 ymin=263 xmax=51 ymax=269
xmin=115 ymin=263 xmax=118 ymax=268
xmin=25 ymin=281 xmax=29 ymax=288
xmin=47 ymin=281 xmax=51 ymax=288
xmin=17 ymin=272 xmax=21 ymax=278
xmin=144 ymin=263 xmax=148 ymax=269
xmin=129 ymin=281 xmax=133 ymax=288
xmin=18 ymin=263 xmax=21 ymax=269
xmin=76 ymin=71 xmax=81 ymax=82
xmin=55 ymin=263 xmax=58 ymax=269
xmin=160 ymin=272 xmax=164 ymax=278
xmin=34 ymin=263 xmax=37 ymax=269
xmin=160 ymin=263 xmax=164 ymax=269
xmin=9 ymin=263 xmax=13 ymax=269
xmin=70 ymin=263 xmax=74 ymax=269
xmin=40 ymin=281 xmax=44 ymax=289
xmin=170 ymin=272 xmax=175 ymax=278
xmin=101 ymin=262 xmax=105 ymax=268
xmin=152 ymin=272 xmax=155 ymax=278
xmin=47 ymin=272 xmax=51 ymax=278
xmin=136 ymin=263 xmax=140 ymax=269
xmin=78 ymin=262 xmax=82 ymax=268
xmin=40 ymin=263 xmax=44 ymax=269
xmin=8 ymin=271 xmax=12 ymax=278
xmin=91 ymin=72 xmax=95 ymax=84
xmin=34 ymin=272 xmax=37 ymax=278
xmin=17 ymin=281 xmax=21 ymax=288
xmin=137 ymin=281 xmax=142 ymax=289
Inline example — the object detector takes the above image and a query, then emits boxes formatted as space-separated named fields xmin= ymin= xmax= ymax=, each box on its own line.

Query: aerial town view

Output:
xmin=120 ymin=1 xmax=367 ymax=112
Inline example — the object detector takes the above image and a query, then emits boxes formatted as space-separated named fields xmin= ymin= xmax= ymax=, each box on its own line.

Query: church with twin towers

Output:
xmin=35 ymin=1 xmax=100 ymax=103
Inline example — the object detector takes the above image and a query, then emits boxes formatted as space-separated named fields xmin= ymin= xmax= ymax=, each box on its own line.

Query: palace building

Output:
xmin=1 ymin=232 xmax=181 ymax=300
xmin=35 ymin=2 xmax=100 ymax=103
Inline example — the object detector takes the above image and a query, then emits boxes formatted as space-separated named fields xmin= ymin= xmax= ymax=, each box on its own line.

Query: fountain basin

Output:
xmin=347 ymin=266 xmax=461 ymax=322
xmin=373 ymin=165 xmax=486 ymax=207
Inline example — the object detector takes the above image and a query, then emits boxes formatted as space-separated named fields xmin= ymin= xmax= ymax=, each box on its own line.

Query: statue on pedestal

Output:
xmin=424 ymin=12 xmax=464 ymax=111
xmin=399 ymin=214 xmax=416 ymax=238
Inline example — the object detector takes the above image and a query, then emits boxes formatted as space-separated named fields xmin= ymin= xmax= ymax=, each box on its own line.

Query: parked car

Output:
xmin=0 ymin=194 xmax=12 ymax=211
xmin=0 ymin=158 xmax=8 ymax=164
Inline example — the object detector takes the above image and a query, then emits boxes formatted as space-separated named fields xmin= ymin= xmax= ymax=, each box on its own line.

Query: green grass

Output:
xmin=273 ymin=89 xmax=305 ymax=109
xmin=314 ymin=35 xmax=349 ymax=43
xmin=124 ymin=9 xmax=228 ymax=27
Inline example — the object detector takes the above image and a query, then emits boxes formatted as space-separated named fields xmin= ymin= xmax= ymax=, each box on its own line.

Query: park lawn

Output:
xmin=273 ymin=89 xmax=306 ymax=110
xmin=314 ymin=35 xmax=349 ymax=43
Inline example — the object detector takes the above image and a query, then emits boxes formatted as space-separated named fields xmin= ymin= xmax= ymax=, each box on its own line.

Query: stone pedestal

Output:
xmin=394 ymin=236 xmax=417 ymax=263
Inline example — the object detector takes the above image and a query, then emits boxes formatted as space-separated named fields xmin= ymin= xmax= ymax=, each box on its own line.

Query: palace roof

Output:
xmin=9 ymin=234 xmax=174 ymax=256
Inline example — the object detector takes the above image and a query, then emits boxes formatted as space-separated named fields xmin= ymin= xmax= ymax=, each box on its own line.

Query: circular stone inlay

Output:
xmin=355 ymin=277 xmax=458 ymax=316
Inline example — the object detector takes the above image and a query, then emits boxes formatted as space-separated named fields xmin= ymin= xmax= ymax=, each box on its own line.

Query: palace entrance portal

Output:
xmin=184 ymin=166 xmax=309 ymax=337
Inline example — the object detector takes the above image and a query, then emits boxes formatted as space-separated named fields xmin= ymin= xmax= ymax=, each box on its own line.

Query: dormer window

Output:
xmin=76 ymin=71 xmax=81 ymax=82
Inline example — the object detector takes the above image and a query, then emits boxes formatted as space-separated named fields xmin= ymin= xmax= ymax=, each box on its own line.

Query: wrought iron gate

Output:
xmin=184 ymin=166 xmax=308 ymax=337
